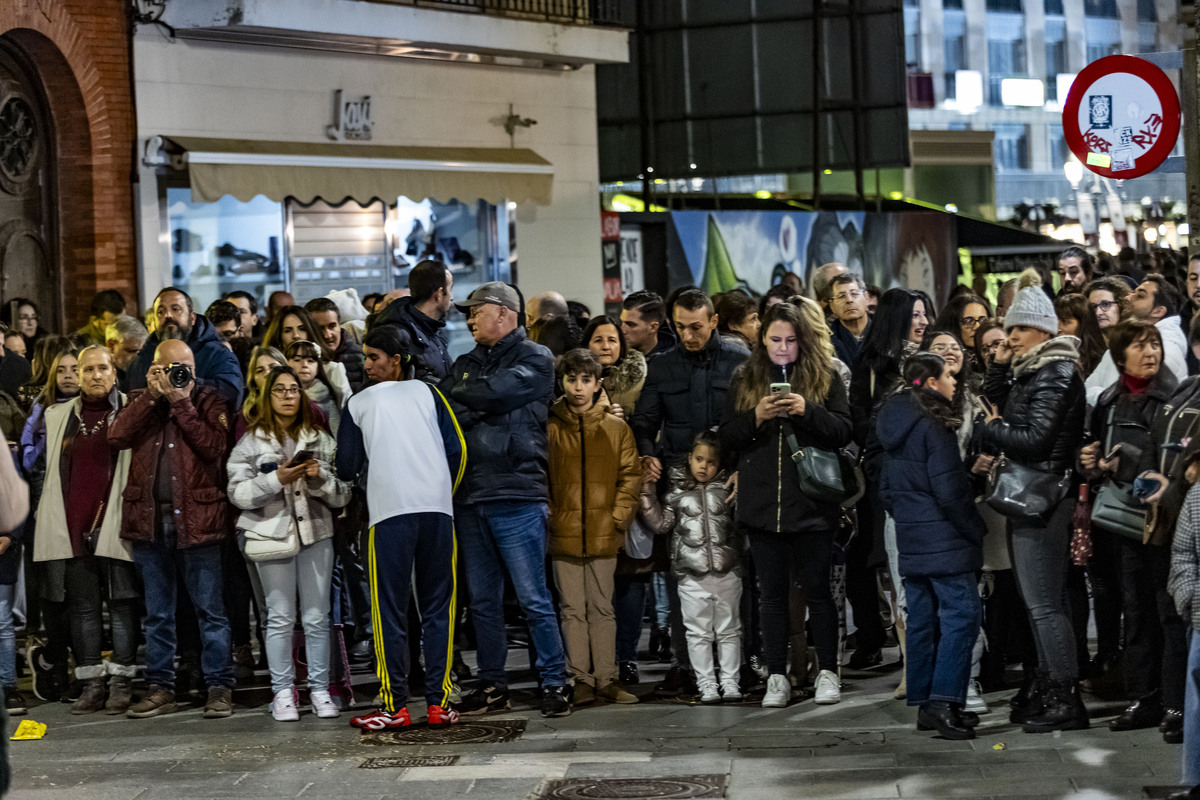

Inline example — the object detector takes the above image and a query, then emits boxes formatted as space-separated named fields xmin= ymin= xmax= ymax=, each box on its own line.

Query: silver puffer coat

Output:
xmin=640 ymin=465 xmax=741 ymax=579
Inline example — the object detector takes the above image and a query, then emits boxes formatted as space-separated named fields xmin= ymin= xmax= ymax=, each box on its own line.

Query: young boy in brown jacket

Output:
xmin=547 ymin=348 xmax=642 ymax=707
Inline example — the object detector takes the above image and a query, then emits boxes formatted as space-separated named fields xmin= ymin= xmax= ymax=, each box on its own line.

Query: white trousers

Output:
xmin=677 ymin=572 xmax=742 ymax=686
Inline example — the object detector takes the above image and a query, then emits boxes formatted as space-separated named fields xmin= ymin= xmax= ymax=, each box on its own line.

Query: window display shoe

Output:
xmin=272 ymin=688 xmax=300 ymax=722
xmin=350 ymin=707 xmax=411 ymax=730
xmin=310 ymin=689 xmax=340 ymax=719
xmin=762 ymin=674 xmax=791 ymax=708
xmin=814 ymin=670 xmax=841 ymax=705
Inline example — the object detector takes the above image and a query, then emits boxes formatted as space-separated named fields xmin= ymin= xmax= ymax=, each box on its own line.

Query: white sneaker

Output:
xmin=814 ymin=669 xmax=841 ymax=705
xmin=310 ymin=689 xmax=340 ymax=719
xmin=698 ymin=681 xmax=722 ymax=705
xmin=720 ymin=679 xmax=743 ymax=702
xmin=762 ymin=673 xmax=791 ymax=708
xmin=271 ymin=688 xmax=299 ymax=721
xmin=964 ymin=679 xmax=989 ymax=714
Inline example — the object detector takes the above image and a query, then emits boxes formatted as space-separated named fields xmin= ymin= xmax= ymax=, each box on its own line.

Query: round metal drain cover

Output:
xmin=535 ymin=775 xmax=726 ymax=799
xmin=361 ymin=719 xmax=526 ymax=746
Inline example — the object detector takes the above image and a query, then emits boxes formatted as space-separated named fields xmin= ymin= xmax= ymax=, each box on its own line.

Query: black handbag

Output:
xmin=786 ymin=427 xmax=862 ymax=507
xmin=984 ymin=453 xmax=1071 ymax=519
xmin=1091 ymin=481 xmax=1149 ymax=540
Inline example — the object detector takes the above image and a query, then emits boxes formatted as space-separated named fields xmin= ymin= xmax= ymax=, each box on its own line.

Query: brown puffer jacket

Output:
xmin=547 ymin=397 xmax=641 ymax=558
xmin=108 ymin=386 xmax=233 ymax=549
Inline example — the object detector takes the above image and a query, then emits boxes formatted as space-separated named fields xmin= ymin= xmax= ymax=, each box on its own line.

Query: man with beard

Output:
xmin=125 ymin=287 xmax=243 ymax=409
xmin=1057 ymin=246 xmax=1095 ymax=296
xmin=1183 ymin=254 xmax=1200 ymax=375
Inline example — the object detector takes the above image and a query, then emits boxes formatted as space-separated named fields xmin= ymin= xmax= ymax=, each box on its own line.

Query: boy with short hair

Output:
xmin=547 ymin=349 xmax=642 ymax=706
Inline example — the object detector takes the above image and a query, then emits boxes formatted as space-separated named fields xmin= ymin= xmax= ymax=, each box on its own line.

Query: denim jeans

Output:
xmin=0 ymin=584 xmax=15 ymax=686
xmin=1009 ymin=495 xmax=1077 ymax=682
xmin=456 ymin=501 xmax=567 ymax=688
xmin=651 ymin=574 xmax=671 ymax=628
xmin=904 ymin=572 xmax=981 ymax=706
xmin=612 ymin=574 xmax=647 ymax=664
xmin=1183 ymin=629 xmax=1200 ymax=785
xmin=749 ymin=527 xmax=838 ymax=675
xmin=131 ymin=518 xmax=234 ymax=690
xmin=64 ymin=557 xmax=138 ymax=670
xmin=254 ymin=539 xmax=333 ymax=695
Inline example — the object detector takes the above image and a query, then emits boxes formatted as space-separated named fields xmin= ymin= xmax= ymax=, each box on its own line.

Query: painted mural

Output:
xmin=668 ymin=210 xmax=958 ymax=304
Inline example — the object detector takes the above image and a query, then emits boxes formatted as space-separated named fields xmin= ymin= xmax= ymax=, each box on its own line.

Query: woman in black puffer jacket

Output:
xmin=981 ymin=269 xmax=1087 ymax=734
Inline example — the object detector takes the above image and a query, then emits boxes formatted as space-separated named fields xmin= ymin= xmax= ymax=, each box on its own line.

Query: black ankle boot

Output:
xmin=1022 ymin=679 xmax=1089 ymax=733
xmin=1009 ymin=672 xmax=1048 ymax=724
xmin=917 ymin=700 xmax=975 ymax=740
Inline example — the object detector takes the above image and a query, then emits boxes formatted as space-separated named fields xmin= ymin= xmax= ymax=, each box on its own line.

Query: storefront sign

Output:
xmin=620 ymin=227 xmax=644 ymax=296
xmin=326 ymin=90 xmax=374 ymax=142
xmin=601 ymin=211 xmax=621 ymax=315
xmin=1062 ymin=55 xmax=1180 ymax=180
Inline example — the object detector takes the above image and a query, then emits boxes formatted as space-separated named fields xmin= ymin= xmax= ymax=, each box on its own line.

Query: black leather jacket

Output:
xmin=1089 ymin=368 xmax=1177 ymax=484
xmin=982 ymin=337 xmax=1086 ymax=475
xmin=441 ymin=327 xmax=554 ymax=505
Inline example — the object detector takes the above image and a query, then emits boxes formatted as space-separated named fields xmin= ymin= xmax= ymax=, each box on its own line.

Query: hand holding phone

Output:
xmin=769 ymin=382 xmax=791 ymax=399
xmin=286 ymin=449 xmax=314 ymax=468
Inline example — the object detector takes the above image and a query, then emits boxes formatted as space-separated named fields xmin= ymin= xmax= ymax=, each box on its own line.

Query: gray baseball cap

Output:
xmin=454 ymin=281 xmax=520 ymax=313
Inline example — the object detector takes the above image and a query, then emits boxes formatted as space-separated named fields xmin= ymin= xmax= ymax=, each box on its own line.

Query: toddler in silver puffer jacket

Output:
xmin=640 ymin=431 xmax=743 ymax=704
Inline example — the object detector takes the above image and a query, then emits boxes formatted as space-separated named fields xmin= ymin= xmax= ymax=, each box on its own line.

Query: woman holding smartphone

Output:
xmin=227 ymin=366 xmax=350 ymax=721
xmin=1079 ymin=320 xmax=1179 ymax=737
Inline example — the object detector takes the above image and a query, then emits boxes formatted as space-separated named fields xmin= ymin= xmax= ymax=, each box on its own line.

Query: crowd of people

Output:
xmin=3 ymin=249 xmax=1200 ymax=792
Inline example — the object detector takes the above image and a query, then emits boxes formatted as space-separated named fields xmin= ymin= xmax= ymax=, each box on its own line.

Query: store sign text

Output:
xmin=326 ymin=90 xmax=374 ymax=141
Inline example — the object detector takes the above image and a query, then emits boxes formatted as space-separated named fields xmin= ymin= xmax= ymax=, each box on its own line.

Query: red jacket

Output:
xmin=108 ymin=386 xmax=233 ymax=548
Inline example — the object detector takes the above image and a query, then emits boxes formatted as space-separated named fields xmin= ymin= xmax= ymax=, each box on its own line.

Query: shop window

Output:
xmin=994 ymin=123 xmax=1030 ymax=171
xmin=987 ymin=12 xmax=1027 ymax=105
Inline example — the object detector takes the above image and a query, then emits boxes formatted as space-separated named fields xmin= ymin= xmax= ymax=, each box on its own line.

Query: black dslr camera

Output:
xmin=166 ymin=362 xmax=193 ymax=389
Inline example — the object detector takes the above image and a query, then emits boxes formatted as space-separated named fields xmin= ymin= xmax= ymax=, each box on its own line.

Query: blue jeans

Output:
xmin=1184 ymin=629 xmax=1200 ymax=785
xmin=904 ymin=572 xmax=981 ymax=706
xmin=0 ymin=584 xmax=15 ymax=686
xmin=613 ymin=575 xmax=647 ymax=664
xmin=456 ymin=501 xmax=567 ymax=688
xmin=131 ymin=519 xmax=234 ymax=690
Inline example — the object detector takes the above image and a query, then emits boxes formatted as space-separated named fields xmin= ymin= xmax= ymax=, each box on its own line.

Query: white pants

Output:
xmin=255 ymin=538 xmax=334 ymax=694
xmin=677 ymin=572 xmax=742 ymax=686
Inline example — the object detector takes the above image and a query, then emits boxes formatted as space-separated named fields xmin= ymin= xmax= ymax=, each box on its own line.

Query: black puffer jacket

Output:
xmin=370 ymin=296 xmax=452 ymax=381
xmin=334 ymin=327 xmax=366 ymax=394
xmin=441 ymin=326 xmax=554 ymax=505
xmin=718 ymin=364 xmax=852 ymax=535
xmin=982 ymin=337 xmax=1086 ymax=474
xmin=631 ymin=332 xmax=748 ymax=462
xmin=1089 ymin=368 xmax=1177 ymax=484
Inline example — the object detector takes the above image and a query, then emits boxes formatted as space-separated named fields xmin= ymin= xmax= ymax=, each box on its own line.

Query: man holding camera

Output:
xmin=108 ymin=339 xmax=236 ymax=719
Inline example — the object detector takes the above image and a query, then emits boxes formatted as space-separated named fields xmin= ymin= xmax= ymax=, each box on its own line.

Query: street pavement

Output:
xmin=6 ymin=651 xmax=1186 ymax=800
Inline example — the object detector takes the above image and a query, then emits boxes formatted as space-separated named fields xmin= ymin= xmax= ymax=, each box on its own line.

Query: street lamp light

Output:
xmin=1064 ymin=156 xmax=1083 ymax=189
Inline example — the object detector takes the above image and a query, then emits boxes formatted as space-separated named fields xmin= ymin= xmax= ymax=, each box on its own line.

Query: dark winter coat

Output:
xmin=107 ymin=385 xmax=233 ymax=548
xmin=1139 ymin=376 xmax=1200 ymax=546
xmin=1089 ymin=368 xmax=1177 ymax=485
xmin=371 ymin=296 xmax=453 ymax=382
xmin=718 ymin=364 xmax=853 ymax=535
xmin=441 ymin=326 xmax=555 ymax=505
xmin=830 ymin=318 xmax=869 ymax=370
xmin=126 ymin=314 xmax=244 ymax=411
xmin=877 ymin=390 xmax=985 ymax=578
xmin=334 ymin=326 xmax=366 ymax=394
xmin=631 ymin=331 xmax=748 ymax=463
xmin=982 ymin=337 xmax=1085 ymax=475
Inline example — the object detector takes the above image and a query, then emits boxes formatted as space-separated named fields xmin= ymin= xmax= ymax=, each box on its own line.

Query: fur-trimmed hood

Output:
xmin=1012 ymin=335 xmax=1080 ymax=379
xmin=602 ymin=349 xmax=647 ymax=412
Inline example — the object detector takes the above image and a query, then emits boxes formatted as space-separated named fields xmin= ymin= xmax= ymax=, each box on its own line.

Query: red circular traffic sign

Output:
xmin=1062 ymin=54 xmax=1180 ymax=180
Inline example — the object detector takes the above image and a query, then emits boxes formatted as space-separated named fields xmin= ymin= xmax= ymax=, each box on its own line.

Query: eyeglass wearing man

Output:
xmin=827 ymin=273 xmax=871 ymax=367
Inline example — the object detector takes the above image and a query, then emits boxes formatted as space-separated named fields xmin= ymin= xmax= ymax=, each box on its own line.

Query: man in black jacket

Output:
xmin=440 ymin=281 xmax=571 ymax=718
xmin=630 ymin=289 xmax=748 ymax=694
xmin=370 ymin=260 xmax=453 ymax=381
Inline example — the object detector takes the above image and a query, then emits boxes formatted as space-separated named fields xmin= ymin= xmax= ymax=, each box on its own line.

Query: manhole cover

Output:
xmin=361 ymin=719 xmax=526 ymax=746
xmin=359 ymin=755 xmax=460 ymax=768
xmin=531 ymin=775 xmax=726 ymax=799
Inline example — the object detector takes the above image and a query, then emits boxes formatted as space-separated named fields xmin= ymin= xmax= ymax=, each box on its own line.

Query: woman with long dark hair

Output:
xmin=877 ymin=352 xmax=985 ymax=739
xmin=719 ymin=302 xmax=852 ymax=708
xmin=846 ymin=288 xmax=933 ymax=668
xmin=1054 ymin=293 xmax=1107 ymax=377
xmin=262 ymin=306 xmax=351 ymax=403
xmin=982 ymin=269 xmax=1088 ymax=733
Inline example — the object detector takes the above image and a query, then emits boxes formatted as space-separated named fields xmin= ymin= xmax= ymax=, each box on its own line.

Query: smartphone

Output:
xmin=1103 ymin=443 xmax=1122 ymax=462
xmin=769 ymin=382 xmax=791 ymax=397
xmin=1133 ymin=475 xmax=1162 ymax=500
xmin=287 ymin=449 xmax=314 ymax=468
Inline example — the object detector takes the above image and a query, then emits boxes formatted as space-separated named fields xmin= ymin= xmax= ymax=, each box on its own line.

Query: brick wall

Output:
xmin=0 ymin=0 xmax=136 ymax=331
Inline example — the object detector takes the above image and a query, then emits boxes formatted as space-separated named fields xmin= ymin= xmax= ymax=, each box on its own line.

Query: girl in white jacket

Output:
xmin=227 ymin=366 xmax=351 ymax=721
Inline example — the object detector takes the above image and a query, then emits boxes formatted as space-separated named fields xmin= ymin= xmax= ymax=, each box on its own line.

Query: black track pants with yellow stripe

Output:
xmin=367 ymin=512 xmax=456 ymax=711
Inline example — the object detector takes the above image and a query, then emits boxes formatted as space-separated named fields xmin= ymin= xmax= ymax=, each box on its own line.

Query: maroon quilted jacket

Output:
xmin=107 ymin=385 xmax=233 ymax=548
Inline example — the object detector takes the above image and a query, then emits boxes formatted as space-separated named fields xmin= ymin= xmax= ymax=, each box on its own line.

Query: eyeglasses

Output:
xmin=929 ymin=343 xmax=962 ymax=354
xmin=831 ymin=290 xmax=864 ymax=304
xmin=1089 ymin=300 xmax=1117 ymax=312
xmin=960 ymin=316 xmax=987 ymax=328
xmin=271 ymin=386 xmax=302 ymax=397
xmin=982 ymin=341 xmax=1002 ymax=353
xmin=18 ymin=314 xmax=37 ymax=322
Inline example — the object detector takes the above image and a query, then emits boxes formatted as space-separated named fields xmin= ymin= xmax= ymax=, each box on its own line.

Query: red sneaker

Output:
xmin=350 ymin=707 xmax=411 ymax=731
xmin=427 ymin=704 xmax=460 ymax=729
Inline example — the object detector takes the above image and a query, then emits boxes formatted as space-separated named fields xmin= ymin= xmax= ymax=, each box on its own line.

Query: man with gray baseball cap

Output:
xmin=441 ymin=281 xmax=571 ymax=718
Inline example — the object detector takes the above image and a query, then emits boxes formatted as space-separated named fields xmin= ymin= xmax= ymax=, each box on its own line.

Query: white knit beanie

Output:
xmin=1003 ymin=268 xmax=1057 ymax=334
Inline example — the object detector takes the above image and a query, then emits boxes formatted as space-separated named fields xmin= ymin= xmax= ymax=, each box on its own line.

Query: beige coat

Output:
xmin=33 ymin=395 xmax=132 ymax=563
